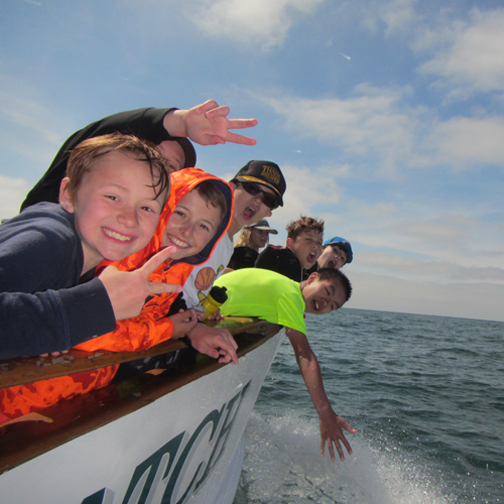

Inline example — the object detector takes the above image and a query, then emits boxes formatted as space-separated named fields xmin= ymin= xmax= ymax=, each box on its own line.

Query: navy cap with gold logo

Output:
xmin=232 ymin=160 xmax=286 ymax=207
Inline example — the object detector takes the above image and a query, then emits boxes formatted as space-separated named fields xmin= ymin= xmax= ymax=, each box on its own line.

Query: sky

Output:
xmin=1 ymin=0 xmax=503 ymax=322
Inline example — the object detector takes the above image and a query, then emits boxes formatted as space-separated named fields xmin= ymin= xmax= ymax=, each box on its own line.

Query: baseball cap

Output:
xmin=172 ymin=137 xmax=196 ymax=168
xmin=246 ymin=219 xmax=278 ymax=234
xmin=232 ymin=160 xmax=286 ymax=207
xmin=324 ymin=237 xmax=353 ymax=264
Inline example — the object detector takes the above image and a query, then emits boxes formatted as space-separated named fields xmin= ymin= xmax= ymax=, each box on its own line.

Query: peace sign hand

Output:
xmin=98 ymin=247 xmax=182 ymax=321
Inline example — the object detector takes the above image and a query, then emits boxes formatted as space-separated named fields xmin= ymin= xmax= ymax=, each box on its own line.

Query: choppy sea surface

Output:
xmin=233 ymin=308 xmax=504 ymax=504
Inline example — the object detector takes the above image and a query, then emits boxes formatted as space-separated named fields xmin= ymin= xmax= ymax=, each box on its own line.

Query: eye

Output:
xmin=105 ymin=195 xmax=119 ymax=201
xmin=199 ymin=223 xmax=210 ymax=232
xmin=140 ymin=205 xmax=156 ymax=214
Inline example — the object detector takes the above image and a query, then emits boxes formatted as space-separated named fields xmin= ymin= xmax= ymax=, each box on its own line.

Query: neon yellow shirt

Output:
xmin=214 ymin=268 xmax=306 ymax=334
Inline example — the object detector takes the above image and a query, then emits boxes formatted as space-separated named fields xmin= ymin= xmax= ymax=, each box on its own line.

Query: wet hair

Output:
xmin=286 ymin=216 xmax=324 ymax=241
xmin=191 ymin=180 xmax=227 ymax=221
xmin=235 ymin=227 xmax=254 ymax=248
xmin=65 ymin=133 xmax=170 ymax=205
xmin=316 ymin=267 xmax=352 ymax=303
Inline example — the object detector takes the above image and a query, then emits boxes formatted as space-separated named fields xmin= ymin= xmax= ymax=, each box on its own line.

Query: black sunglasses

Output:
xmin=240 ymin=182 xmax=278 ymax=210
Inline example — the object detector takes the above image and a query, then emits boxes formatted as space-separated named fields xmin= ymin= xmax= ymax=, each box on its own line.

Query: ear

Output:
xmin=266 ymin=208 xmax=272 ymax=218
xmin=229 ymin=181 xmax=237 ymax=191
xmin=286 ymin=237 xmax=294 ymax=251
xmin=59 ymin=177 xmax=75 ymax=213
xmin=307 ymin=271 xmax=319 ymax=284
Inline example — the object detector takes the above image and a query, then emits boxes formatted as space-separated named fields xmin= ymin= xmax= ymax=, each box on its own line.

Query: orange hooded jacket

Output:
xmin=0 ymin=169 xmax=233 ymax=420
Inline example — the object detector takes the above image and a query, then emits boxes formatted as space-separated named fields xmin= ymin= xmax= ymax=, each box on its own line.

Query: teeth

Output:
xmin=314 ymin=300 xmax=319 ymax=310
xmin=170 ymin=236 xmax=189 ymax=248
xmin=104 ymin=229 xmax=132 ymax=242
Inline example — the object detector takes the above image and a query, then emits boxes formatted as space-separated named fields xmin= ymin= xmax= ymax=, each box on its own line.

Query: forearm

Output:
xmin=296 ymin=352 xmax=333 ymax=415
xmin=75 ymin=313 xmax=174 ymax=353
xmin=0 ymin=279 xmax=116 ymax=359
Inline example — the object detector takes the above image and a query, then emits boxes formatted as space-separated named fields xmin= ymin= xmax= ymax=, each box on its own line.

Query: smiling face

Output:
xmin=161 ymin=189 xmax=222 ymax=260
xmin=317 ymin=244 xmax=347 ymax=270
xmin=251 ymin=228 xmax=269 ymax=250
xmin=60 ymin=150 xmax=165 ymax=273
xmin=155 ymin=140 xmax=185 ymax=174
xmin=287 ymin=229 xmax=323 ymax=269
xmin=230 ymin=183 xmax=273 ymax=235
xmin=301 ymin=273 xmax=347 ymax=315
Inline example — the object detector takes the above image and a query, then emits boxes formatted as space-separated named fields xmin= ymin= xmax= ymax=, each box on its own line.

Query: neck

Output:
xmin=228 ymin=219 xmax=242 ymax=238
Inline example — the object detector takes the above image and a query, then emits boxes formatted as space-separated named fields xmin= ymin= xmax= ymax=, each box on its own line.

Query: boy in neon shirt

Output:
xmin=215 ymin=267 xmax=357 ymax=462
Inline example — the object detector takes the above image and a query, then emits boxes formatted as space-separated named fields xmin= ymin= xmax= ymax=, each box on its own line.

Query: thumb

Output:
xmin=140 ymin=246 xmax=176 ymax=276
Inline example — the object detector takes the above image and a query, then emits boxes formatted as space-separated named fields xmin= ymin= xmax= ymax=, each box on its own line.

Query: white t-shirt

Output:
xmin=182 ymin=235 xmax=234 ymax=311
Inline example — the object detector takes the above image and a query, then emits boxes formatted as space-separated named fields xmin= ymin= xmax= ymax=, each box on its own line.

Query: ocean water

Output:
xmin=233 ymin=308 xmax=504 ymax=504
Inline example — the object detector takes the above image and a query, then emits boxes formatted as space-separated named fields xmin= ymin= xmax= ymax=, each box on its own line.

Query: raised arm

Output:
xmin=285 ymin=328 xmax=356 ymax=462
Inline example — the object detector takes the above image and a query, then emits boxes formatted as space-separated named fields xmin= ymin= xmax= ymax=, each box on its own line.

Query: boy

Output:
xmin=0 ymin=133 xmax=181 ymax=360
xmin=303 ymin=236 xmax=353 ymax=279
xmin=177 ymin=160 xmax=286 ymax=346
xmin=214 ymin=267 xmax=356 ymax=463
xmin=255 ymin=216 xmax=324 ymax=282
xmin=21 ymin=100 xmax=258 ymax=211
xmin=0 ymin=169 xmax=236 ymax=421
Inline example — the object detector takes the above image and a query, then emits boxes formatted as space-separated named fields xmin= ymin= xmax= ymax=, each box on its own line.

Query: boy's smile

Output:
xmin=301 ymin=275 xmax=347 ymax=315
xmin=162 ymin=190 xmax=222 ymax=260
xmin=287 ymin=230 xmax=323 ymax=270
xmin=60 ymin=151 xmax=165 ymax=273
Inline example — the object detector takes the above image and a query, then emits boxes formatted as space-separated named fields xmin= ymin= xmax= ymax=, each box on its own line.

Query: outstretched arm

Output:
xmin=163 ymin=100 xmax=258 ymax=146
xmin=285 ymin=328 xmax=357 ymax=462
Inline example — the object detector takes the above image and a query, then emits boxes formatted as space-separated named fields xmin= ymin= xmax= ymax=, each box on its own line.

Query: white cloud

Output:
xmin=184 ymin=0 xmax=323 ymax=49
xmin=360 ymin=0 xmax=418 ymax=36
xmin=354 ymin=251 xmax=504 ymax=284
xmin=0 ymin=175 xmax=30 ymax=220
xmin=347 ymin=271 xmax=504 ymax=322
xmin=425 ymin=116 xmax=504 ymax=168
xmin=256 ymin=85 xmax=421 ymax=175
xmin=254 ymin=85 xmax=504 ymax=172
xmin=418 ymin=8 xmax=504 ymax=99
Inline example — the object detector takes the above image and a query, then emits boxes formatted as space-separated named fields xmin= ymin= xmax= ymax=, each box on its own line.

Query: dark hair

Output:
xmin=192 ymin=180 xmax=227 ymax=220
xmin=286 ymin=216 xmax=324 ymax=240
xmin=317 ymin=267 xmax=352 ymax=303
xmin=65 ymin=133 xmax=170 ymax=204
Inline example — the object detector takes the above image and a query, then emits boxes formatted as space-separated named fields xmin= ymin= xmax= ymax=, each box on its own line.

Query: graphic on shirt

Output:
xmin=194 ymin=264 xmax=225 ymax=305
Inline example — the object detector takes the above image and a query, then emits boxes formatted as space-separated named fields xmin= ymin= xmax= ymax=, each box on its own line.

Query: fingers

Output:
xmin=148 ymin=282 xmax=183 ymax=295
xmin=196 ymin=100 xmax=220 ymax=114
xmin=222 ymin=131 xmax=257 ymax=146
xmin=203 ymin=104 xmax=230 ymax=118
xmin=140 ymin=246 xmax=176 ymax=276
xmin=225 ymin=118 xmax=258 ymax=130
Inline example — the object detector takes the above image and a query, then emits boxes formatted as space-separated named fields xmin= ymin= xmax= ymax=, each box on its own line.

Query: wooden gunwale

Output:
xmin=0 ymin=318 xmax=282 ymax=476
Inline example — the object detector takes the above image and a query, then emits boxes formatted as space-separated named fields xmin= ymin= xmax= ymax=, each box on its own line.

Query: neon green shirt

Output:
xmin=214 ymin=268 xmax=306 ymax=334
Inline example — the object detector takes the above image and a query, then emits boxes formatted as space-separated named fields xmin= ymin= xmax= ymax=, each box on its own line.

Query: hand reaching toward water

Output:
xmin=318 ymin=407 xmax=357 ymax=462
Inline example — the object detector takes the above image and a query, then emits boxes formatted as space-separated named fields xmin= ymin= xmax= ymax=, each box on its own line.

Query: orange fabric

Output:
xmin=0 ymin=169 xmax=233 ymax=422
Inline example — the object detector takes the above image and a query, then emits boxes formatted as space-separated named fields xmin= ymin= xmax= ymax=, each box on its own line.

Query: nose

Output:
xmin=178 ymin=223 xmax=194 ymax=238
xmin=117 ymin=207 xmax=139 ymax=227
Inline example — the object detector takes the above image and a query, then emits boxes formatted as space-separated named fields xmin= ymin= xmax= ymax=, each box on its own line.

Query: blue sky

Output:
xmin=1 ymin=0 xmax=503 ymax=321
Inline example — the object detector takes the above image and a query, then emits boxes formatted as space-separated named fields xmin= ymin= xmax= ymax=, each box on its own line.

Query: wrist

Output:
xmin=163 ymin=109 xmax=187 ymax=137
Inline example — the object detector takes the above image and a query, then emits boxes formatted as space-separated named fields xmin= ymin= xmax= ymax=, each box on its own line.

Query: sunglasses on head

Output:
xmin=240 ymin=182 xmax=278 ymax=210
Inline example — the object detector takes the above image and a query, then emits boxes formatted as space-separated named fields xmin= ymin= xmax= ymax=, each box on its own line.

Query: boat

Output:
xmin=0 ymin=318 xmax=283 ymax=504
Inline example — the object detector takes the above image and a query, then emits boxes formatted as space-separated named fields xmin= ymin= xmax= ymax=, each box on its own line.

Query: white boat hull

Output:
xmin=0 ymin=330 xmax=283 ymax=504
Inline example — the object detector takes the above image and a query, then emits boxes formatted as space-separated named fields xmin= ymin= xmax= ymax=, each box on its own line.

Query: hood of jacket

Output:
xmin=101 ymin=168 xmax=233 ymax=273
